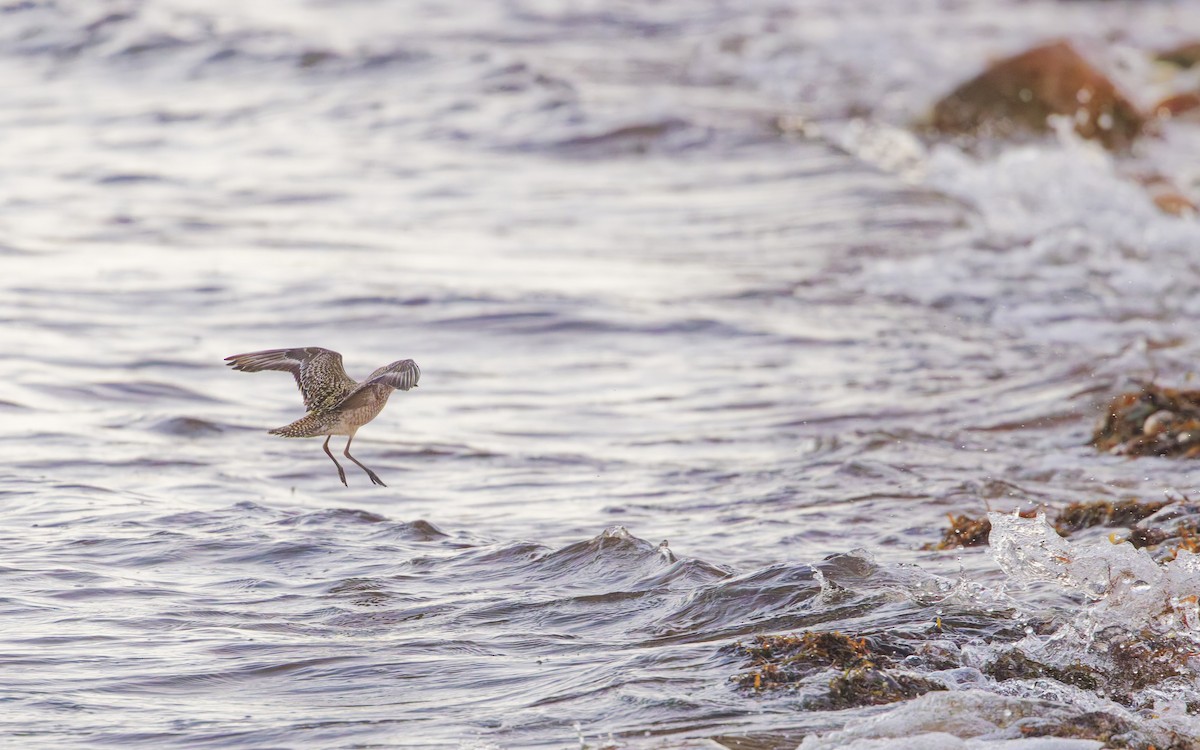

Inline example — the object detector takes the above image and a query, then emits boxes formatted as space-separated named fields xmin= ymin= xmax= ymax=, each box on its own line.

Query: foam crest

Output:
xmin=988 ymin=511 xmax=1200 ymax=634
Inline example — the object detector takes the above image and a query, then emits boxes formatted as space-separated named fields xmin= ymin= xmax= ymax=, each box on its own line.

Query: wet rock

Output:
xmin=1052 ymin=498 xmax=1172 ymax=536
xmin=986 ymin=649 xmax=1100 ymax=691
xmin=732 ymin=631 xmax=876 ymax=689
xmin=931 ymin=41 xmax=1143 ymax=151
xmin=1151 ymin=92 xmax=1200 ymax=120
xmin=1134 ymin=174 xmax=1198 ymax=217
xmin=1141 ymin=409 xmax=1179 ymax=437
xmin=1156 ymin=41 xmax=1200 ymax=69
xmin=731 ymin=631 xmax=945 ymax=708
xmin=1107 ymin=629 xmax=1199 ymax=692
xmin=1152 ymin=187 xmax=1198 ymax=218
xmin=928 ymin=499 xmax=1187 ymax=555
xmin=819 ymin=665 xmax=946 ymax=710
xmin=1093 ymin=383 xmax=1200 ymax=457
xmin=1161 ymin=520 xmax=1200 ymax=561
xmin=1017 ymin=711 xmax=1133 ymax=745
xmin=1021 ymin=709 xmax=1197 ymax=750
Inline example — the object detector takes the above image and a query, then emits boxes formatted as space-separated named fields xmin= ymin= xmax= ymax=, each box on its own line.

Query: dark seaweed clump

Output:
xmin=1018 ymin=711 xmax=1154 ymax=749
xmin=985 ymin=649 xmax=1099 ymax=691
xmin=927 ymin=513 xmax=994 ymax=550
xmin=730 ymin=631 xmax=946 ymax=708
xmin=1019 ymin=706 xmax=1198 ymax=750
xmin=928 ymin=498 xmax=1200 ymax=562
xmin=986 ymin=629 xmax=1199 ymax=711
xmin=1052 ymin=498 xmax=1171 ymax=535
xmin=733 ymin=631 xmax=1200 ymax=747
xmin=1093 ymin=383 xmax=1200 ymax=457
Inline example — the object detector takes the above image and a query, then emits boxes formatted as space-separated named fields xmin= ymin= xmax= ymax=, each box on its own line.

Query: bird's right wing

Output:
xmin=224 ymin=347 xmax=356 ymax=411
xmin=366 ymin=359 xmax=421 ymax=391
xmin=335 ymin=359 xmax=420 ymax=411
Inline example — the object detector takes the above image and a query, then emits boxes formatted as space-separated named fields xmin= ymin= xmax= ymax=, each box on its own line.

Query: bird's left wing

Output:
xmin=224 ymin=347 xmax=355 ymax=411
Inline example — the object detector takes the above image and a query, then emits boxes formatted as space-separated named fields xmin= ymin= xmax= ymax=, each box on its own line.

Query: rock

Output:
xmin=1151 ymin=92 xmax=1200 ymax=120
xmin=1156 ymin=41 xmax=1200 ymax=69
xmin=1135 ymin=174 xmax=1198 ymax=217
xmin=1152 ymin=191 xmax=1198 ymax=217
xmin=1142 ymin=409 xmax=1179 ymax=436
xmin=931 ymin=41 xmax=1144 ymax=151
xmin=1093 ymin=383 xmax=1200 ymax=457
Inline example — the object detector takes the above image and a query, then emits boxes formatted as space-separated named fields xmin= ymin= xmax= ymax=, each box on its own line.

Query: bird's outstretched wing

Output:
xmin=335 ymin=359 xmax=420 ymax=410
xmin=224 ymin=347 xmax=357 ymax=411
xmin=366 ymin=359 xmax=421 ymax=391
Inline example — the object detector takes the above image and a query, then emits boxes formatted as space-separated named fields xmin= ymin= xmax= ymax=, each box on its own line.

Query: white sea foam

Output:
xmin=857 ymin=132 xmax=1200 ymax=349
xmin=795 ymin=690 xmax=1105 ymax=750
xmin=983 ymin=511 xmax=1200 ymax=743
xmin=988 ymin=510 xmax=1200 ymax=635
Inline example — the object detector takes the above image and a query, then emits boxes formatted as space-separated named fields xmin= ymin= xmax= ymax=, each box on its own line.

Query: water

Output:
xmin=3 ymin=1 xmax=1200 ymax=747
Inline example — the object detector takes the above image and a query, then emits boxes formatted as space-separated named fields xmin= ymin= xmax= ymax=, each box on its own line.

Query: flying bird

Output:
xmin=225 ymin=347 xmax=420 ymax=486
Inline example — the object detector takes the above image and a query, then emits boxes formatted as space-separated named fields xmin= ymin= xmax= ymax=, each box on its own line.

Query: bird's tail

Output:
xmin=270 ymin=413 xmax=328 ymax=438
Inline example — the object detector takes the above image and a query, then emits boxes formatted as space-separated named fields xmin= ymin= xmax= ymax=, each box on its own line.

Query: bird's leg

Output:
xmin=323 ymin=435 xmax=348 ymax=486
xmin=344 ymin=434 xmax=386 ymax=487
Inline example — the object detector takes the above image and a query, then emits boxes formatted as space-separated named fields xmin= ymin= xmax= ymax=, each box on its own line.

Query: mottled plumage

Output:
xmin=225 ymin=347 xmax=420 ymax=486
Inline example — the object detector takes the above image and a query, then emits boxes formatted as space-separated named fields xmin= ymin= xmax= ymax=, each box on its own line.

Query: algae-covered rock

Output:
xmin=1135 ymin=173 xmax=1199 ymax=217
xmin=931 ymin=41 xmax=1143 ymax=151
xmin=926 ymin=513 xmax=991 ymax=550
xmin=820 ymin=665 xmax=946 ymax=710
xmin=731 ymin=630 xmax=943 ymax=707
xmin=1093 ymin=383 xmax=1200 ymax=457
xmin=985 ymin=649 xmax=1100 ymax=691
xmin=1151 ymin=92 xmax=1200 ymax=120
xmin=1053 ymin=498 xmax=1171 ymax=535
xmin=732 ymin=631 xmax=875 ymax=689
xmin=928 ymin=500 xmax=1178 ymax=552
xmin=1156 ymin=41 xmax=1200 ymax=69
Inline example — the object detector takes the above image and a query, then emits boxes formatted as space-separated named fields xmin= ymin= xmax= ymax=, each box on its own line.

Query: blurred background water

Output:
xmin=3 ymin=1 xmax=1200 ymax=748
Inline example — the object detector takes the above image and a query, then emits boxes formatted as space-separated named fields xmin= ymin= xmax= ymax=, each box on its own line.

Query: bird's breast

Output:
xmin=328 ymin=389 xmax=390 ymax=434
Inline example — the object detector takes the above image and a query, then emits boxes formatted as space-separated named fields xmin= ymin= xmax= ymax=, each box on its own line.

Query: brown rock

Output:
xmin=932 ymin=41 xmax=1144 ymax=151
xmin=1157 ymin=41 xmax=1200 ymax=69
xmin=1152 ymin=92 xmax=1200 ymax=120
xmin=1133 ymin=173 xmax=1198 ymax=217
xmin=1152 ymin=190 xmax=1198 ymax=217
xmin=1093 ymin=383 xmax=1200 ymax=456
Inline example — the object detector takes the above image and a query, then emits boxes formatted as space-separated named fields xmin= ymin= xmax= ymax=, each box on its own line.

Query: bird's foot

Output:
xmin=366 ymin=470 xmax=387 ymax=487
xmin=336 ymin=468 xmax=348 ymax=486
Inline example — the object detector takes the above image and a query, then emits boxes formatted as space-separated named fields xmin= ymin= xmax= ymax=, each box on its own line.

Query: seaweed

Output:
xmin=818 ymin=666 xmax=946 ymax=710
xmin=731 ymin=630 xmax=945 ymax=707
xmin=925 ymin=513 xmax=991 ymax=550
xmin=1053 ymin=498 xmax=1171 ymax=536
xmin=1020 ymin=710 xmax=1197 ymax=750
xmin=984 ymin=649 xmax=1099 ymax=691
xmin=986 ymin=630 xmax=1200 ymax=706
xmin=732 ymin=631 xmax=875 ymax=689
xmin=1093 ymin=383 xmax=1200 ymax=457
xmin=1163 ymin=520 xmax=1200 ymax=561
xmin=1018 ymin=711 xmax=1133 ymax=745
xmin=927 ymin=508 xmax=1039 ymax=550
xmin=929 ymin=499 xmax=1176 ymax=552
xmin=1107 ymin=629 xmax=1200 ymax=694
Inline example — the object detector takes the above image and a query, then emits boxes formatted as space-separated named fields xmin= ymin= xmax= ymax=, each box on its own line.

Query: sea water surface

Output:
xmin=3 ymin=1 xmax=1200 ymax=748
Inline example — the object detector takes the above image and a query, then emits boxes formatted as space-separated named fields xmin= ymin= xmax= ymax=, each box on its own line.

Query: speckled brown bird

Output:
xmin=225 ymin=347 xmax=420 ymax=486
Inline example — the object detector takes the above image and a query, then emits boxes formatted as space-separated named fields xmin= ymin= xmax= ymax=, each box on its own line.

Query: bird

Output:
xmin=224 ymin=347 xmax=420 ymax=486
